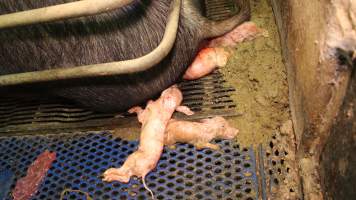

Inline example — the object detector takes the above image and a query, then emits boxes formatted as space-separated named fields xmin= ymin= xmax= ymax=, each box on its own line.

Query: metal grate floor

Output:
xmin=204 ymin=0 xmax=239 ymax=21
xmin=0 ymin=70 xmax=239 ymax=135
xmin=0 ymin=69 xmax=298 ymax=199
xmin=0 ymin=132 xmax=258 ymax=200
xmin=259 ymin=132 xmax=301 ymax=199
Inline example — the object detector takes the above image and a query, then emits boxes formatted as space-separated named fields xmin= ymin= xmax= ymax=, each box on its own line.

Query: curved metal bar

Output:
xmin=0 ymin=0 xmax=181 ymax=86
xmin=0 ymin=0 xmax=135 ymax=29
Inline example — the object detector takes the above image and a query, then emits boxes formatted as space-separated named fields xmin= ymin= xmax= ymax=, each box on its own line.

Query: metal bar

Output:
xmin=0 ymin=0 xmax=181 ymax=86
xmin=258 ymin=144 xmax=267 ymax=200
xmin=0 ymin=0 xmax=134 ymax=29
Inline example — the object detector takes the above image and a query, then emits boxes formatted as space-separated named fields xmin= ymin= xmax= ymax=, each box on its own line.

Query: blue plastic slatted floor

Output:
xmin=0 ymin=132 xmax=258 ymax=200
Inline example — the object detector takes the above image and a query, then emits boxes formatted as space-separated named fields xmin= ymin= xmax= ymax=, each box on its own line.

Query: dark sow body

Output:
xmin=0 ymin=0 xmax=249 ymax=112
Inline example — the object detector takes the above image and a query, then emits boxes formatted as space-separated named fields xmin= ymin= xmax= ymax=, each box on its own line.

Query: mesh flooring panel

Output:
xmin=260 ymin=132 xmax=300 ymax=199
xmin=0 ymin=132 xmax=258 ymax=200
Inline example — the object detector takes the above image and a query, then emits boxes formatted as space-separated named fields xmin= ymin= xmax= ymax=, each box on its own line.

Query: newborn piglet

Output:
xmin=183 ymin=47 xmax=230 ymax=80
xmin=184 ymin=21 xmax=266 ymax=80
xmin=164 ymin=116 xmax=238 ymax=150
xmin=207 ymin=21 xmax=267 ymax=48
xmin=102 ymin=85 xmax=193 ymax=199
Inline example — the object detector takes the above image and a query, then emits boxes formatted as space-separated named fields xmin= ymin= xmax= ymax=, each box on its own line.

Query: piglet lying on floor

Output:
xmin=164 ymin=116 xmax=238 ymax=150
xmin=129 ymin=108 xmax=238 ymax=151
xmin=102 ymin=85 xmax=193 ymax=198
xmin=184 ymin=21 xmax=266 ymax=80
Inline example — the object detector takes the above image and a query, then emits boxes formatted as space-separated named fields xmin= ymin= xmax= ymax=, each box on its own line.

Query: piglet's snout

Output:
xmin=216 ymin=119 xmax=238 ymax=139
xmin=223 ymin=127 xmax=239 ymax=139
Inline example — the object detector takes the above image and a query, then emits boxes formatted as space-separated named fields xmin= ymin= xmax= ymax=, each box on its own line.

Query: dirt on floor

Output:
xmin=222 ymin=0 xmax=290 ymax=147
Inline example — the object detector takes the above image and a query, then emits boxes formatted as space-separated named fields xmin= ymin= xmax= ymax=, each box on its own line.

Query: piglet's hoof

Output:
xmin=102 ymin=168 xmax=130 ymax=183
